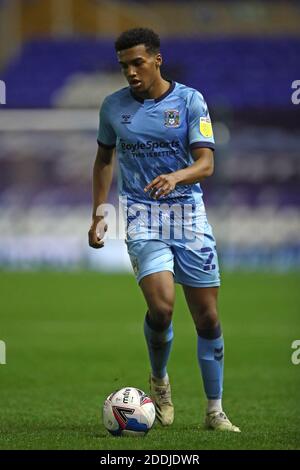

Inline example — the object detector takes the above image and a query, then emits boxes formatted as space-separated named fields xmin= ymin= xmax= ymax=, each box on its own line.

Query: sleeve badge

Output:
xmin=199 ymin=117 xmax=213 ymax=138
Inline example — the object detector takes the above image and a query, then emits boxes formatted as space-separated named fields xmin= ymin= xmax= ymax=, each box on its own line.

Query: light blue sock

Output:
xmin=197 ymin=327 xmax=224 ymax=400
xmin=144 ymin=315 xmax=174 ymax=379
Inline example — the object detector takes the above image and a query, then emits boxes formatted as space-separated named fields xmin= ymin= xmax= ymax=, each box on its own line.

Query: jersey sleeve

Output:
xmin=97 ymin=98 xmax=117 ymax=149
xmin=188 ymin=91 xmax=215 ymax=151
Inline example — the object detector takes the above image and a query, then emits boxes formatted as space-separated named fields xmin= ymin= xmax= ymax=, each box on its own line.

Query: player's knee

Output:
xmin=148 ymin=302 xmax=173 ymax=331
xmin=195 ymin=308 xmax=219 ymax=333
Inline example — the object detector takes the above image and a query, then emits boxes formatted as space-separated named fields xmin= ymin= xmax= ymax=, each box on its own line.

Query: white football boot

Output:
xmin=149 ymin=374 xmax=174 ymax=426
xmin=205 ymin=411 xmax=241 ymax=432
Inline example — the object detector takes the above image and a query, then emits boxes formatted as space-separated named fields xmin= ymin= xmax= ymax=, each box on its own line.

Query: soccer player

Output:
xmin=89 ymin=28 xmax=240 ymax=432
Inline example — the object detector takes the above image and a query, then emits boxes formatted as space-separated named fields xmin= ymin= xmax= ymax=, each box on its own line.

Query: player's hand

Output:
xmin=144 ymin=173 xmax=178 ymax=199
xmin=88 ymin=218 xmax=108 ymax=249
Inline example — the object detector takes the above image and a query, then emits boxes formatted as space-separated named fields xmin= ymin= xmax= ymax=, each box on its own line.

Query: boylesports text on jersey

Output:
xmin=120 ymin=138 xmax=180 ymax=158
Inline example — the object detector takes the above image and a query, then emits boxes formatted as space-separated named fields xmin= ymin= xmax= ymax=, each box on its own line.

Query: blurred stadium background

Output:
xmin=0 ymin=0 xmax=300 ymax=272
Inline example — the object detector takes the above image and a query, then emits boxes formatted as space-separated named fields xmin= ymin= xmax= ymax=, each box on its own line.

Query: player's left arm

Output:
xmin=144 ymin=148 xmax=213 ymax=199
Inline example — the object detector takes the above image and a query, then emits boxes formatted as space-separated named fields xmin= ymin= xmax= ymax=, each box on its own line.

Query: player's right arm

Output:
xmin=88 ymin=145 xmax=115 ymax=249
xmin=89 ymin=96 xmax=117 ymax=249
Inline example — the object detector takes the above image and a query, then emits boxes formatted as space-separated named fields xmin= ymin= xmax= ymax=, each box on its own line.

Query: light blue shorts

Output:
xmin=126 ymin=220 xmax=221 ymax=288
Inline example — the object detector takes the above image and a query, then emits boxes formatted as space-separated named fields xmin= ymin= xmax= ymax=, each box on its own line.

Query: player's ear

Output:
xmin=155 ymin=53 xmax=162 ymax=68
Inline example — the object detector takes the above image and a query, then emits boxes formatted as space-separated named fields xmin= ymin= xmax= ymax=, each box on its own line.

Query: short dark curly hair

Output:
xmin=115 ymin=28 xmax=160 ymax=55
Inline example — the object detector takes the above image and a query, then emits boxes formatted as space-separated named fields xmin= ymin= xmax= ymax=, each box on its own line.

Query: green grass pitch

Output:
xmin=0 ymin=271 xmax=299 ymax=450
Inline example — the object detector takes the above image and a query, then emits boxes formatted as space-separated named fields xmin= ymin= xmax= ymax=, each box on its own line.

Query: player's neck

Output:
xmin=137 ymin=77 xmax=171 ymax=101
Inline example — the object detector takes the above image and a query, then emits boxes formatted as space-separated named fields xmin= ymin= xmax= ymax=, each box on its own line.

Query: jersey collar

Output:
xmin=130 ymin=80 xmax=175 ymax=104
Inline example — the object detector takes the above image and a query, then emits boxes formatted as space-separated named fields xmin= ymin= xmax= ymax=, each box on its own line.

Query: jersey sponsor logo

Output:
xmin=120 ymin=138 xmax=180 ymax=158
xmin=164 ymin=109 xmax=180 ymax=128
xmin=120 ymin=139 xmax=180 ymax=152
xmin=199 ymin=116 xmax=213 ymax=138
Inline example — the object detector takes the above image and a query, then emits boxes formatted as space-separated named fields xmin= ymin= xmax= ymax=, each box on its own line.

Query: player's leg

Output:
xmin=183 ymin=284 xmax=240 ymax=432
xmin=173 ymin=211 xmax=240 ymax=431
xmin=126 ymin=239 xmax=175 ymax=425
xmin=182 ymin=286 xmax=223 ymax=408
xmin=140 ymin=271 xmax=175 ymax=381
xmin=140 ymin=271 xmax=175 ymax=425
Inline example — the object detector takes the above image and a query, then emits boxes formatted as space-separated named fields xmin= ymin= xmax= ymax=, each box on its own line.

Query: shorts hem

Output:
xmin=175 ymin=279 xmax=221 ymax=288
xmin=137 ymin=268 xmax=174 ymax=284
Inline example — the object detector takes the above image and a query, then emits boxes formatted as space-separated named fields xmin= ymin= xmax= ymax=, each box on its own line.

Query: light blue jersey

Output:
xmin=97 ymin=80 xmax=220 ymax=287
xmin=97 ymin=81 xmax=215 ymax=206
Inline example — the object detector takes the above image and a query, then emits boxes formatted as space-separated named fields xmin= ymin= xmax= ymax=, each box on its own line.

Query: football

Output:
xmin=103 ymin=387 xmax=156 ymax=436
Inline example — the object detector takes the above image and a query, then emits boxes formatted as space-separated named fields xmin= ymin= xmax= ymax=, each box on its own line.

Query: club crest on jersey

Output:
xmin=199 ymin=116 xmax=213 ymax=138
xmin=164 ymin=109 xmax=179 ymax=128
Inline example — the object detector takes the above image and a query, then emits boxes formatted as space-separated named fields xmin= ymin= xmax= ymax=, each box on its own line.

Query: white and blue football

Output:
xmin=103 ymin=387 xmax=156 ymax=437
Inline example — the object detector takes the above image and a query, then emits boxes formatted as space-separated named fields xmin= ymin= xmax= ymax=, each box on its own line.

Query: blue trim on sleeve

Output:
xmin=190 ymin=141 xmax=215 ymax=151
xmin=97 ymin=139 xmax=116 ymax=149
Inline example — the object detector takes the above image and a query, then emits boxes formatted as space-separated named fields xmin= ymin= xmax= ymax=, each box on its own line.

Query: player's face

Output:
xmin=117 ymin=44 xmax=162 ymax=94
